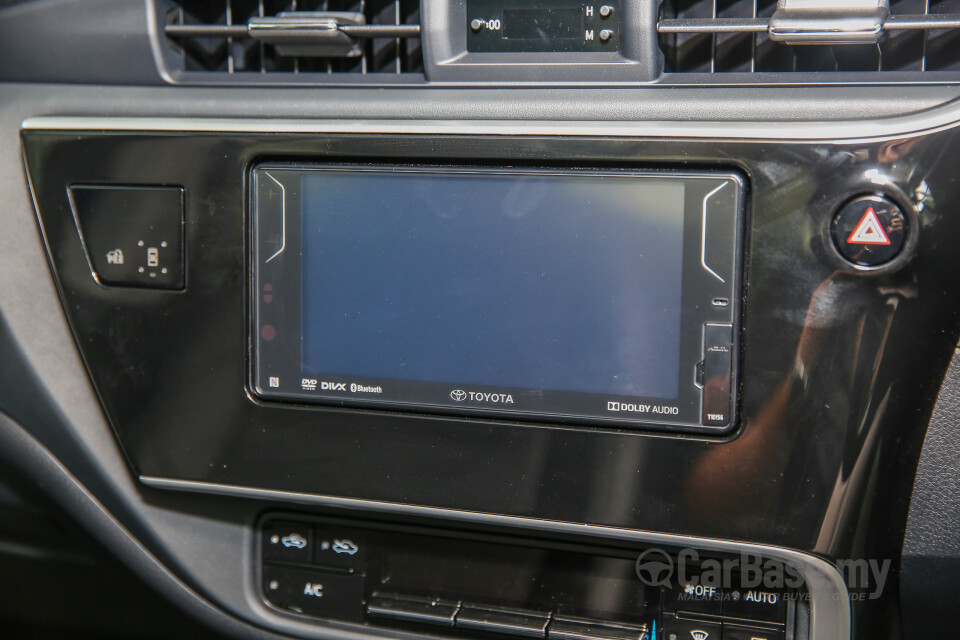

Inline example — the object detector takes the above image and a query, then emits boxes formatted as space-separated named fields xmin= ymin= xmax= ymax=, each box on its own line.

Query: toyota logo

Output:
xmin=450 ymin=389 xmax=467 ymax=401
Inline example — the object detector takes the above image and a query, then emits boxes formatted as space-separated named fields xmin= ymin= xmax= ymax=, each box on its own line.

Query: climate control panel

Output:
xmin=259 ymin=515 xmax=802 ymax=640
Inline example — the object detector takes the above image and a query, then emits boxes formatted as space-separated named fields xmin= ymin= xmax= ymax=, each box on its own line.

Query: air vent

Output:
xmin=160 ymin=0 xmax=423 ymax=82
xmin=659 ymin=0 xmax=960 ymax=73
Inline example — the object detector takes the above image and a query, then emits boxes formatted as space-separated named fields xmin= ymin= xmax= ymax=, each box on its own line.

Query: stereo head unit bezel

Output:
xmin=250 ymin=164 xmax=744 ymax=433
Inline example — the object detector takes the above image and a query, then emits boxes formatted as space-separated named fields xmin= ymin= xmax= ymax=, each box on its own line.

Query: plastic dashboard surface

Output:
xmin=20 ymin=124 xmax=960 ymax=639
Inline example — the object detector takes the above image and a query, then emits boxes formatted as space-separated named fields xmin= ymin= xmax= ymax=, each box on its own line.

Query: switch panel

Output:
xmin=259 ymin=515 xmax=803 ymax=638
xmin=69 ymin=185 xmax=185 ymax=290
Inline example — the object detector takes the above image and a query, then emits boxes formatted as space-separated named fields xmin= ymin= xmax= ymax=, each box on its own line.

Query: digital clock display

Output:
xmin=467 ymin=0 xmax=620 ymax=53
xmin=503 ymin=8 xmax=582 ymax=39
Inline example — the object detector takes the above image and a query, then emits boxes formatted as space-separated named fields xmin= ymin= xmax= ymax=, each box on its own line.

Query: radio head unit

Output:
xmin=252 ymin=165 xmax=743 ymax=432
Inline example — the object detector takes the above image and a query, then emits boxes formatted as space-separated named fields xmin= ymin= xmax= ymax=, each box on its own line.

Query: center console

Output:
xmin=21 ymin=108 xmax=960 ymax=640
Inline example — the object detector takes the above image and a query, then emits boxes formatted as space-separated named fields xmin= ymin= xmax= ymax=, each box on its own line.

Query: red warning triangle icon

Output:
xmin=847 ymin=207 xmax=890 ymax=245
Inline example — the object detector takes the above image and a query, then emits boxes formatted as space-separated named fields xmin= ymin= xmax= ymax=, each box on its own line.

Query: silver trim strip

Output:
xmin=658 ymin=12 xmax=960 ymax=34
xmin=263 ymin=172 xmax=286 ymax=264
xmin=18 ymin=108 xmax=960 ymax=142
xmin=701 ymin=183 xmax=728 ymax=283
xmin=658 ymin=17 xmax=769 ymax=33
xmin=141 ymin=475 xmax=851 ymax=640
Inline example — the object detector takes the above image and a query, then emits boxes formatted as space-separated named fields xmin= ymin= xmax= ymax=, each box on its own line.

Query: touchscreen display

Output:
xmin=253 ymin=167 xmax=741 ymax=431
xmin=299 ymin=172 xmax=683 ymax=399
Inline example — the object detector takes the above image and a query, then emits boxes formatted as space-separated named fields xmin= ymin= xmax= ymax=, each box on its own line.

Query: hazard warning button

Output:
xmin=832 ymin=194 xmax=907 ymax=267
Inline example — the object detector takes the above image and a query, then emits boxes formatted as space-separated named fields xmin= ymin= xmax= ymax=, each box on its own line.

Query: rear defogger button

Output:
xmin=701 ymin=323 xmax=733 ymax=427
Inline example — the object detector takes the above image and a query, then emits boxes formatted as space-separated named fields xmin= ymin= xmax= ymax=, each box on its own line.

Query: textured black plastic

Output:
xmin=0 ymin=316 xmax=286 ymax=639
xmin=0 ymin=0 xmax=162 ymax=85
xmin=900 ymin=346 xmax=960 ymax=639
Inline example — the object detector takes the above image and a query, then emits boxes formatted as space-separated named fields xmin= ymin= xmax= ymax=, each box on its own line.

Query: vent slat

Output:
xmin=660 ymin=0 xmax=960 ymax=73
xmin=163 ymin=0 xmax=423 ymax=80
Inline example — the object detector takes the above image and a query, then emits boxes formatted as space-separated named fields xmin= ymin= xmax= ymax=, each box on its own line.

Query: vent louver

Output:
xmin=659 ymin=0 xmax=960 ymax=73
xmin=161 ymin=0 xmax=423 ymax=82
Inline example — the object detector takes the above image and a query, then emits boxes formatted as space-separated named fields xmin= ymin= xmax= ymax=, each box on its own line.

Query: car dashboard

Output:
xmin=1 ymin=1 xmax=960 ymax=640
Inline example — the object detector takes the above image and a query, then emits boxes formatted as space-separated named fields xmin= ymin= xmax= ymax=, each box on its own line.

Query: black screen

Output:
xmin=503 ymin=9 xmax=582 ymax=39
xmin=299 ymin=171 xmax=684 ymax=398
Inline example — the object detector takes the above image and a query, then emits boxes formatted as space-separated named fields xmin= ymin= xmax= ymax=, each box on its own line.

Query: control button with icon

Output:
xmin=659 ymin=617 xmax=721 ymax=640
xmin=69 ymin=185 xmax=185 ymax=290
xmin=332 ymin=539 xmax=359 ymax=555
xmin=315 ymin=529 xmax=365 ymax=570
xmin=262 ymin=522 xmax=312 ymax=562
xmin=831 ymin=194 xmax=910 ymax=269
xmin=280 ymin=533 xmax=307 ymax=549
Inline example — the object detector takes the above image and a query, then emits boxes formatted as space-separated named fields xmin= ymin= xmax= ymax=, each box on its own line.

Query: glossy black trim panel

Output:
xmin=22 ymin=125 xmax=960 ymax=640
